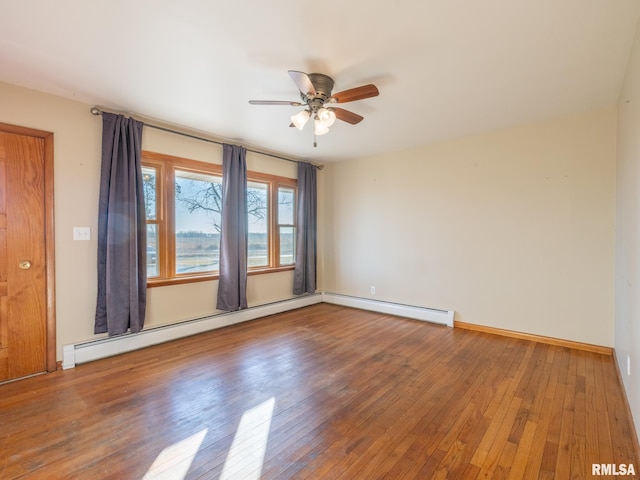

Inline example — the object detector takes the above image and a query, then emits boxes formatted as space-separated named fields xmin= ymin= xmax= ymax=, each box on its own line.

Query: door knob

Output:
xmin=18 ymin=261 xmax=31 ymax=270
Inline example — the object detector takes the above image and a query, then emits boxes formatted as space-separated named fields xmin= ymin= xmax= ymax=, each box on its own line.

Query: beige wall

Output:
xmin=321 ymin=108 xmax=616 ymax=347
xmin=0 ymin=79 xmax=622 ymax=396
xmin=0 ymin=81 xmax=302 ymax=360
xmin=616 ymin=16 xmax=640 ymax=440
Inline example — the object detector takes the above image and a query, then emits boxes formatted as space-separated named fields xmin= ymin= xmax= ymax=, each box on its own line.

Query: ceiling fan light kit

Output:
xmin=291 ymin=109 xmax=310 ymax=130
xmin=316 ymin=107 xmax=336 ymax=127
xmin=314 ymin=118 xmax=330 ymax=136
xmin=249 ymin=70 xmax=379 ymax=147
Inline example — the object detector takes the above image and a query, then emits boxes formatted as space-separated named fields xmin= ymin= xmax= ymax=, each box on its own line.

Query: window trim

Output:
xmin=142 ymin=150 xmax=296 ymax=288
xmin=275 ymin=183 xmax=297 ymax=268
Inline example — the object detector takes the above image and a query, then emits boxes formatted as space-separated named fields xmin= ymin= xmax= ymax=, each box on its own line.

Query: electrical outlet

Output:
xmin=370 ymin=286 xmax=376 ymax=295
xmin=627 ymin=355 xmax=631 ymax=376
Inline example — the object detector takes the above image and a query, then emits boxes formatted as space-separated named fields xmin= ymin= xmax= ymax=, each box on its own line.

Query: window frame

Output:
xmin=275 ymin=184 xmax=297 ymax=267
xmin=246 ymin=171 xmax=298 ymax=272
xmin=142 ymin=151 xmax=297 ymax=287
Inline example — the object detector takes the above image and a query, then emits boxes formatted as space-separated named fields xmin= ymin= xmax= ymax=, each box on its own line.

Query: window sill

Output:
xmin=248 ymin=265 xmax=295 ymax=276
xmin=147 ymin=265 xmax=295 ymax=288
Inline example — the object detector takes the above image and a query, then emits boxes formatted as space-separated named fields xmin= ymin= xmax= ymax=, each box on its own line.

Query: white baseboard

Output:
xmin=62 ymin=292 xmax=454 ymax=370
xmin=62 ymin=293 xmax=322 ymax=370
xmin=321 ymin=292 xmax=455 ymax=327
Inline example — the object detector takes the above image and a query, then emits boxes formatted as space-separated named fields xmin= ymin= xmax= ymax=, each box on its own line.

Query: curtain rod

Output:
xmin=90 ymin=107 xmax=323 ymax=170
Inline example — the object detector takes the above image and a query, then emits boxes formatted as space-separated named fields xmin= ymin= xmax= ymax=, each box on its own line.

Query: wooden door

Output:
xmin=0 ymin=124 xmax=55 ymax=382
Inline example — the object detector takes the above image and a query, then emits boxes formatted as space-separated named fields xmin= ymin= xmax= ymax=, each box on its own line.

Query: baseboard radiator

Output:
xmin=62 ymin=292 xmax=454 ymax=369
xmin=321 ymin=292 xmax=455 ymax=327
xmin=62 ymin=294 xmax=322 ymax=370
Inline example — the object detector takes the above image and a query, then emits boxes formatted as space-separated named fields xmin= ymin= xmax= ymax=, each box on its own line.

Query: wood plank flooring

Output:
xmin=0 ymin=303 xmax=637 ymax=479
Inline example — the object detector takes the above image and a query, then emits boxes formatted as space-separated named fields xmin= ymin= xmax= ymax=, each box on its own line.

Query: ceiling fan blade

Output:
xmin=330 ymin=84 xmax=379 ymax=103
xmin=288 ymin=70 xmax=317 ymax=96
xmin=333 ymin=107 xmax=364 ymax=125
xmin=249 ymin=100 xmax=303 ymax=106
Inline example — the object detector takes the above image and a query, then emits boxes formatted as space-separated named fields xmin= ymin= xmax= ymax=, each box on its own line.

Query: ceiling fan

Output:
xmin=249 ymin=70 xmax=379 ymax=146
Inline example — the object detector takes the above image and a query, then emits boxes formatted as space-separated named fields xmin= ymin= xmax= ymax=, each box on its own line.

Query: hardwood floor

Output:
xmin=0 ymin=303 xmax=637 ymax=479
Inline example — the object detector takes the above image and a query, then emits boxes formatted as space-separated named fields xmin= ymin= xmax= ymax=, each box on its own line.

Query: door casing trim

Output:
xmin=0 ymin=122 xmax=56 ymax=373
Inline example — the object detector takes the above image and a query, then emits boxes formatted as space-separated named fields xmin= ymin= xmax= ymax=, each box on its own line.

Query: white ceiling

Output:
xmin=1 ymin=1 xmax=639 ymax=163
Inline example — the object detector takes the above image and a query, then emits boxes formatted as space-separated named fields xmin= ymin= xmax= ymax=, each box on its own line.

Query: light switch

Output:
xmin=73 ymin=227 xmax=91 ymax=241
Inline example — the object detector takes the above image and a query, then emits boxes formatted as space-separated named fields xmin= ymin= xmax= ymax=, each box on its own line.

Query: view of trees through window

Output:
xmin=174 ymin=170 xmax=223 ymax=274
xmin=142 ymin=160 xmax=295 ymax=280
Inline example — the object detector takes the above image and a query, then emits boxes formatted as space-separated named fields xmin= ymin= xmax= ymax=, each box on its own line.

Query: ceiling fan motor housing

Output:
xmin=302 ymin=73 xmax=335 ymax=111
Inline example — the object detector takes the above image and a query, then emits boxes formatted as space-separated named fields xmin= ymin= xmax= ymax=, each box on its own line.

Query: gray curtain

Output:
xmin=293 ymin=162 xmax=317 ymax=295
xmin=95 ymin=113 xmax=147 ymax=335
xmin=216 ymin=144 xmax=248 ymax=311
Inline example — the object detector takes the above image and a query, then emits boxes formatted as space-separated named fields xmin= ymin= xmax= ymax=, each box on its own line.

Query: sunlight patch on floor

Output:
xmin=220 ymin=397 xmax=276 ymax=480
xmin=142 ymin=428 xmax=208 ymax=480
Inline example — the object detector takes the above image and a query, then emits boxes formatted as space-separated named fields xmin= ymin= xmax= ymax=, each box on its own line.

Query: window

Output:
xmin=247 ymin=181 xmax=268 ymax=267
xmin=174 ymin=169 xmax=222 ymax=275
xmin=278 ymin=186 xmax=296 ymax=265
xmin=142 ymin=151 xmax=296 ymax=286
